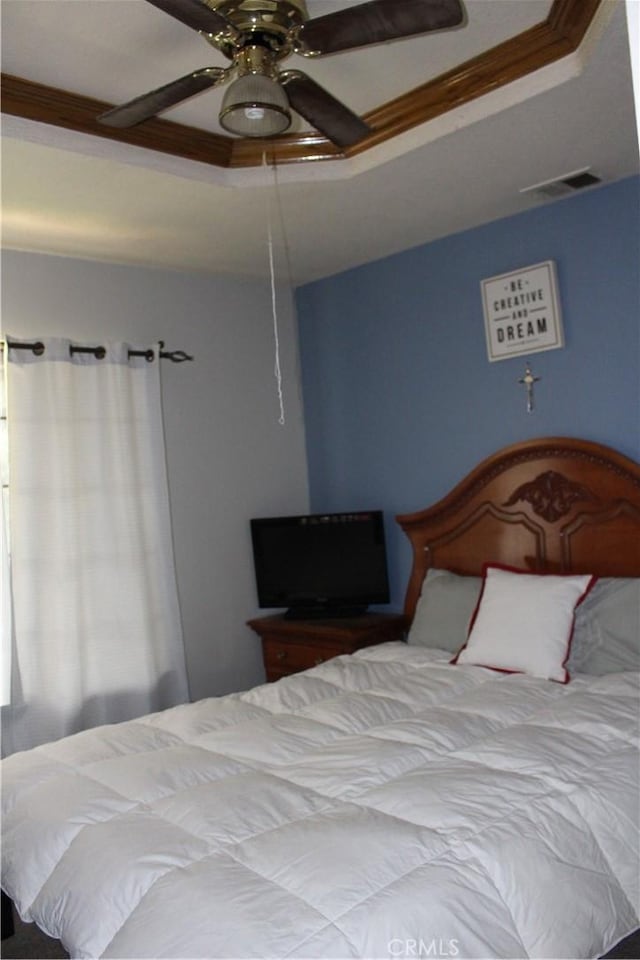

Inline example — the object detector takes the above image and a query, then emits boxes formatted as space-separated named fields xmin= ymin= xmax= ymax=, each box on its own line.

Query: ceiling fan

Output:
xmin=98 ymin=0 xmax=465 ymax=148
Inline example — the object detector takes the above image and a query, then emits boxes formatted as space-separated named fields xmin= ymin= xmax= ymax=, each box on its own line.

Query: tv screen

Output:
xmin=250 ymin=510 xmax=390 ymax=619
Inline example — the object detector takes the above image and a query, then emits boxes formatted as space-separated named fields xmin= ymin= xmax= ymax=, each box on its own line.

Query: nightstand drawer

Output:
xmin=248 ymin=612 xmax=408 ymax=683
xmin=263 ymin=638 xmax=338 ymax=679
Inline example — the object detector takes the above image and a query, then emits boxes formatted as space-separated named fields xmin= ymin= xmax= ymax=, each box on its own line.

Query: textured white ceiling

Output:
xmin=1 ymin=0 xmax=638 ymax=284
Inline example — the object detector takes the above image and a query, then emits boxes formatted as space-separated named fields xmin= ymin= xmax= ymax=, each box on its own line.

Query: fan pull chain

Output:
xmin=264 ymin=151 xmax=286 ymax=426
xmin=267 ymin=214 xmax=285 ymax=426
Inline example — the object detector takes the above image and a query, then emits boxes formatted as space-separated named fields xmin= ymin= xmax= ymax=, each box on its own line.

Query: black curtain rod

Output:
xmin=1 ymin=339 xmax=193 ymax=363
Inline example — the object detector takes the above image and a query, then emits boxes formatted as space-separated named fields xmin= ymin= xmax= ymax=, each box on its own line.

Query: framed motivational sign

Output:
xmin=481 ymin=261 xmax=564 ymax=362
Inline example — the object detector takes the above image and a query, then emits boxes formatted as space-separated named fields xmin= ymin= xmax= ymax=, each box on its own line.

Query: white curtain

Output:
xmin=2 ymin=337 xmax=189 ymax=755
xmin=1 ymin=352 xmax=12 ymax=707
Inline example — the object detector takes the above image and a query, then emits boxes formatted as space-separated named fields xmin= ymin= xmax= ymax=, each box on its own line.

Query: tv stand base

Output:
xmin=283 ymin=605 xmax=367 ymax=621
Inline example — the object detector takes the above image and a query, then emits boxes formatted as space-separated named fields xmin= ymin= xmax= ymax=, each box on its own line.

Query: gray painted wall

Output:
xmin=1 ymin=250 xmax=309 ymax=700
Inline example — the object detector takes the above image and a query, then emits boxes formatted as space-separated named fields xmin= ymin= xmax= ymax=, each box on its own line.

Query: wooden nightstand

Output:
xmin=247 ymin=612 xmax=408 ymax=682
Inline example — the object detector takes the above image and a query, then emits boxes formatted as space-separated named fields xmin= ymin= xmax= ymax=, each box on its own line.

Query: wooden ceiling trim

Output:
xmin=0 ymin=0 xmax=602 ymax=170
xmin=229 ymin=131 xmax=343 ymax=167
xmin=234 ymin=0 xmax=603 ymax=166
xmin=548 ymin=0 xmax=603 ymax=38
xmin=0 ymin=73 xmax=233 ymax=167
xmin=363 ymin=24 xmax=576 ymax=141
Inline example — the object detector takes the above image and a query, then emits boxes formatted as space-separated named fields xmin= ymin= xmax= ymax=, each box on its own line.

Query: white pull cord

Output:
xmin=267 ymin=212 xmax=286 ymax=426
xmin=264 ymin=152 xmax=286 ymax=426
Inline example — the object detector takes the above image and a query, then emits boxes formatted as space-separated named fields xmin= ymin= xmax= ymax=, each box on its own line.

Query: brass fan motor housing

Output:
xmin=203 ymin=0 xmax=309 ymax=59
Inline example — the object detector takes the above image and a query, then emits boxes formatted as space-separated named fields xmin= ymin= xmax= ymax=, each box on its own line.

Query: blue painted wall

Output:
xmin=296 ymin=175 xmax=640 ymax=608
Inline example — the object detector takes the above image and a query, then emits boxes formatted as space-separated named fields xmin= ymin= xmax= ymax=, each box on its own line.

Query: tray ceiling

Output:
xmin=1 ymin=0 xmax=638 ymax=283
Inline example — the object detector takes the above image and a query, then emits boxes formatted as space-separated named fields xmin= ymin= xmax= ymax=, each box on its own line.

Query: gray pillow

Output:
xmin=407 ymin=567 xmax=482 ymax=654
xmin=569 ymin=578 xmax=640 ymax=675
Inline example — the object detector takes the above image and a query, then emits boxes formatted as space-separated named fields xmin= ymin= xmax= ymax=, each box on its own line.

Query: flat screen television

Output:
xmin=250 ymin=510 xmax=390 ymax=619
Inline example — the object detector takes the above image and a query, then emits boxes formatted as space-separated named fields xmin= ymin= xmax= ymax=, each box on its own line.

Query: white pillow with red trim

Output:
xmin=452 ymin=564 xmax=596 ymax=683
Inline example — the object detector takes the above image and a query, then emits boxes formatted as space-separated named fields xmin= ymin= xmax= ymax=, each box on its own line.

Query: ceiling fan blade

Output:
xmin=280 ymin=71 xmax=371 ymax=149
xmin=294 ymin=0 xmax=464 ymax=56
xmin=144 ymin=0 xmax=238 ymax=38
xmin=98 ymin=67 xmax=228 ymax=127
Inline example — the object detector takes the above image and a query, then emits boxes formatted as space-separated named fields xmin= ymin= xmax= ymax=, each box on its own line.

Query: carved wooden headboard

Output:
xmin=397 ymin=437 xmax=640 ymax=621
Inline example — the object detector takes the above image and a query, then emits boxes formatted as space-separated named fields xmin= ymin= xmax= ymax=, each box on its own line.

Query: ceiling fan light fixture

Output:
xmin=220 ymin=73 xmax=291 ymax=137
xmin=95 ymin=0 xmax=469 ymax=145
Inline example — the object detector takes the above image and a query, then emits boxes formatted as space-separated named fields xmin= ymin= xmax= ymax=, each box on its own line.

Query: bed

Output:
xmin=2 ymin=436 xmax=639 ymax=959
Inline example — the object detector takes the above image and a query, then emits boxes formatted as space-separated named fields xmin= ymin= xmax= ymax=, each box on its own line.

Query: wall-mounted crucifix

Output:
xmin=518 ymin=362 xmax=540 ymax=413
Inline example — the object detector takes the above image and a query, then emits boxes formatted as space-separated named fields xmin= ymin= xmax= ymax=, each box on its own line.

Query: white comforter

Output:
xmin=2 ymin=643 xmax=639 ymax=959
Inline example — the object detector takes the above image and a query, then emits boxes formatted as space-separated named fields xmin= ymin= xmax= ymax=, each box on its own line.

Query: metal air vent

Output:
xmin=520 ymin=168 xmax=602 ymax=200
